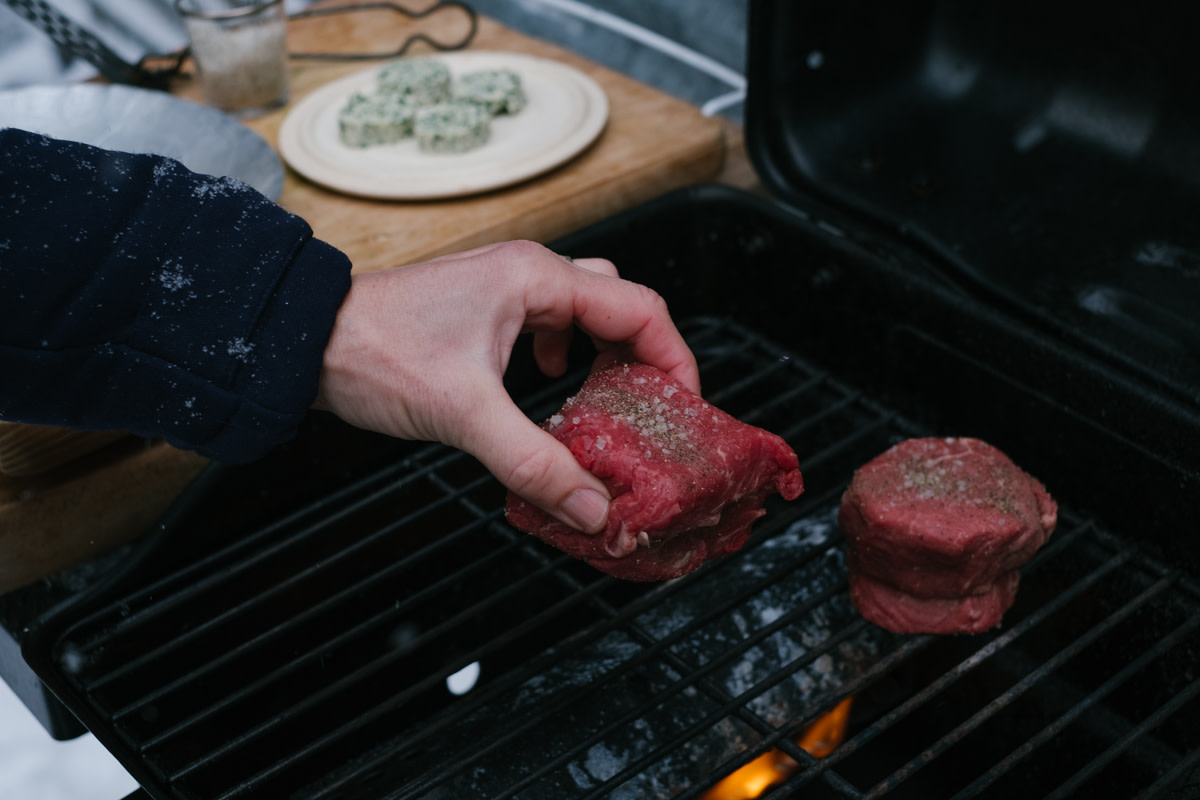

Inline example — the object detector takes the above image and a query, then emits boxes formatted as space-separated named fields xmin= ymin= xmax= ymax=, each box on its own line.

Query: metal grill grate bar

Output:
xmin=859 ymin=565 xmax=1181 ymax=799
xmin=1133 ymin=742 xmax=1200 ymax=800
xmin=81 ymin=447 xmax=468 ymax=691
xmin=951 ymin=608 xmax=1200 ymax=799
xmin=1044 ymin=674 xmax=1200 ymax=800
xmin=112 ymin=473 xmax=502 ymax=725
xmin=134 ymin=511 xmax=510 ymax=749
xmin=176 ymin=546 xmax=599 ymax=790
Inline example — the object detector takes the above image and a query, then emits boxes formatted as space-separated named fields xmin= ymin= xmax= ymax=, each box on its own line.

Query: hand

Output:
xmin=313 ymin=240 xmax=700 ymax=533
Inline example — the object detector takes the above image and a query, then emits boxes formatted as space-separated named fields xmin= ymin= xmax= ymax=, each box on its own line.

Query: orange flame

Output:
xmin=701 ymin=697 xmax=853 ymax=800
xmin=794 ymin=696 xmax=853 ymax=759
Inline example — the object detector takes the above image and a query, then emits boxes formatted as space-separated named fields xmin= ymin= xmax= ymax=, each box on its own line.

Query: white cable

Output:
xmin=701 ymin=88 xmax=746 ymax=118
xmin=521 ymin=0 xmax=746 ymax=115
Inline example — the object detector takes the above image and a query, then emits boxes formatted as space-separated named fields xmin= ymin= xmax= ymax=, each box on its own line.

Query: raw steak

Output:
xmin=505 ymin=362 xmax=804 ymax=581
xmin=838 ymin=437 xmax=1057 ymax=634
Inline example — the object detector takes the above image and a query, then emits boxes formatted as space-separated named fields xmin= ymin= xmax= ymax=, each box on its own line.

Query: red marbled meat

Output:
xmin=505 ymin=362 xmax=804 ymax=581
xmin=838 ymin=437 xmax=1057 ymax=635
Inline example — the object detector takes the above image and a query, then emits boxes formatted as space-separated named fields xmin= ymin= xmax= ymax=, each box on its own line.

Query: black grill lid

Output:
xmin=745 ymin=0 xmax=1200 ymax=408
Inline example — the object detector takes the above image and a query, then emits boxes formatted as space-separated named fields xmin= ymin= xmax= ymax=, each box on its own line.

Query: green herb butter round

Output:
xmin=455 ymin=69 xmax=527 ymax=116
xmin=378 ymin=59 xmax=453 ymax=105
xmin=338 ymin=91 xmax=419 ymax=148
xmin=415 ymin=101 xmax=492 ymax=154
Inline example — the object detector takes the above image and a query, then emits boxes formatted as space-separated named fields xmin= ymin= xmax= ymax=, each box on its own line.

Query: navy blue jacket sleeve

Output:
xmin=0 ymin=128 xmax=353 ymax=463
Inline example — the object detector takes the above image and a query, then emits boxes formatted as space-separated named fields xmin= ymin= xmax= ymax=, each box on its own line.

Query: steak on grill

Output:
xmin=838 ymin=437 xmax=1057 ymax=634
xmin=505 ymin=362 xmax=804 ymax=581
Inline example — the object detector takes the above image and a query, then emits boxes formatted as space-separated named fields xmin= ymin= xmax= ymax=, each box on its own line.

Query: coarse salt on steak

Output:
xmin=838 ymin=437 xmax=1057 ymax=635
xmin=505 ymin=362 xmax=804 ymax=581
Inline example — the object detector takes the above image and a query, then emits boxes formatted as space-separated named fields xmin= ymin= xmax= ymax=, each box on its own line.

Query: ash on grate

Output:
xmin=648 ymin=508 xmax=892 ymax=728
xmin=423 ymin=626 xmax=759 ymax=798
xmin=423 ymin=506 xmax=895 ymax=798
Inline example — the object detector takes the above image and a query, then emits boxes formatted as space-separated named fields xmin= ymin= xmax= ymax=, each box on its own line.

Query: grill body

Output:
xmin=7 ymin=185 xmax=1199 ymax=799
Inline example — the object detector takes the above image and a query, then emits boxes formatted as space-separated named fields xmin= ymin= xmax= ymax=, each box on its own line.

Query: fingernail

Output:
xmin=562 ymin=488 xmax=609 ymax=533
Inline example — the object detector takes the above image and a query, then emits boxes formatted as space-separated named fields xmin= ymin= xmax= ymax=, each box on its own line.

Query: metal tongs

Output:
xmin=288 ymin=1 xmax=477 ymax=60
xmin=2 ymin=0 xmax=477 ymax=89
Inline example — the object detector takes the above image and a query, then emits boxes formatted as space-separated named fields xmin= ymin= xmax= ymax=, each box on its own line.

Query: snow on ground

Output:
xmin=0 ymin=680 xmax=138 ymax=799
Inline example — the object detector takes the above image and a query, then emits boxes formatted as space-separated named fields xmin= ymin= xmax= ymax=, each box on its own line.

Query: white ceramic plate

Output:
xmin=277 ymin=51 xmax=609 ymax=199
xmin=0 ymin=84 xmax=284 ymax=200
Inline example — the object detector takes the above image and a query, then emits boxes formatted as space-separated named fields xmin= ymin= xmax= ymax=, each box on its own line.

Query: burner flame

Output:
xmin=701 ymin=697 xmax=853 ymax=800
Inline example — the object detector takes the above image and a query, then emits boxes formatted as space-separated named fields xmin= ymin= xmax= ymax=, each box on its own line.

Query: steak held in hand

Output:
xmin=839 ymin=437 xmax=1057 ymax=635
xmin=506 ymin=362 xmax=804 ymax=581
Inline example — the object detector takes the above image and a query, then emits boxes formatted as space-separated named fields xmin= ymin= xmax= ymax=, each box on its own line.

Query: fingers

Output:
xmin=461 ymin=389 xmax=611 ymax=533
xmin=531 ymin=256 xmax=620 ymax=376
xmin=522 ymin=253 xmax=701 ymax=394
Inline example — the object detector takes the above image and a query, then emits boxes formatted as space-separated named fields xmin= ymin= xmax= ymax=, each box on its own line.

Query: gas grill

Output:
xmin=5 ymin=185 xmax=1199 ymax=798
xmin=3 ymin=0 xmax=1200 ymax=798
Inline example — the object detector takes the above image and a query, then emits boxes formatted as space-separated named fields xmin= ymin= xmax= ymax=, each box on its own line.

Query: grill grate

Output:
xmin=28 ymin=317 xmax=1200 ymax=800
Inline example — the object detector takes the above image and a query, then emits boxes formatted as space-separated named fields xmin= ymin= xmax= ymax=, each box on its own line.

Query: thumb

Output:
xmin=465 ymin=400 xmax=611 ymax=534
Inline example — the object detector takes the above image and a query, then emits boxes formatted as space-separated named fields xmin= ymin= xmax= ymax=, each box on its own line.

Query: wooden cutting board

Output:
xmin=173 ymin=0 xmax=730 ymax=273
xmin=0 ymin=5 xmax=730 ymax=594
